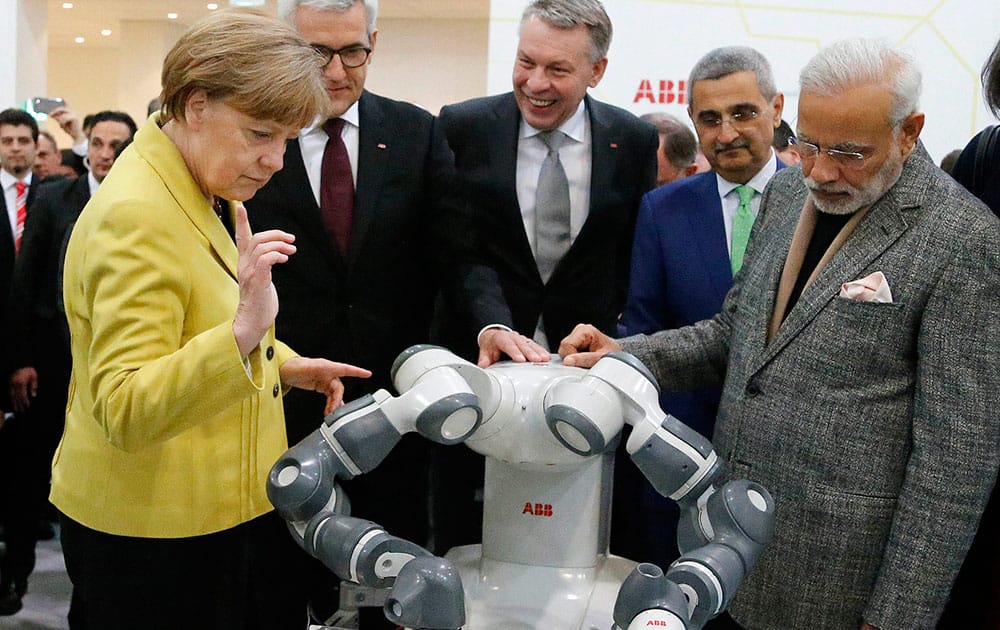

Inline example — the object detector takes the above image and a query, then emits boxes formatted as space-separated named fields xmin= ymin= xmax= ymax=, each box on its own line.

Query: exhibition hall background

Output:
xmin=2 ymin=0 xmax=999 ymax=165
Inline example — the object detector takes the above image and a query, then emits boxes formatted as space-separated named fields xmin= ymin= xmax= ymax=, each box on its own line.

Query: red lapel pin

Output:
xmin=377 ymin=143 xmax=387 ymax=149
xmin=609 ymin=142 xmax=619 ymax=149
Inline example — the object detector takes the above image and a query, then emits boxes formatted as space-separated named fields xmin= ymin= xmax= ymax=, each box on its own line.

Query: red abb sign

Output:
xmin=522 ymin=502 xmax=553 ymax=517
xmin=633 ymin=79 xmax=688 ymax=105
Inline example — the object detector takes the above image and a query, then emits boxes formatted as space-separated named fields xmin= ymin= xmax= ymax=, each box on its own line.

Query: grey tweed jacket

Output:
xmin=621 ymin=151 xmax=1000 ymax=630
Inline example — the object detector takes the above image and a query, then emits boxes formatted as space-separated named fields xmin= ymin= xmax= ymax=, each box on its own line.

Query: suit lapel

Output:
xmin=492 ymin=95 xmax=539 ymax=283
xmin=685 ymin=173 xmax=732 ymax=303
xmin=1 ymin=176 xmax=41 ymax=251
xmin=755 ymin=160 xmax=920 ymax=368
xmin=0 ymin=187 xmax=11 ymax=249
xmin=352 ymin=92 xmax=385 ymax=268
xmin=585 ymin=97 xmax=614 ymax=230
xmin=70 ymin=175 xmax=91 ymax=208
xmin=274 ymin=139 xmax=343 ymax=270
xmin=555 ymin=96 xmax=620 ymax=284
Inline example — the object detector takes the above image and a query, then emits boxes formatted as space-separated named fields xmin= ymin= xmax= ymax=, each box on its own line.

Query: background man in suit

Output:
xmin=773 ymin=118 xmax=801 ymax=166
xmin=1 ymin=110 xmax=135 ymax=618
xmin=561 ymin=38 xmax=999 ymax=630
xmin=0 ymin=107 xmax=40 ymax=615
xmin=617 ymin=46 xmax=785 ymax=580
xmin=430 ymin=0 xmax=657 ymax=552
xmin=0 ymin=109 xmax=40 ymax=420
xmin=244 ymin=0 xmax=458 ymax=624
xmin=31 ymin=132 xmax=63 ymax=181
xmin=639 ymin=112 xmax=699 ymax=186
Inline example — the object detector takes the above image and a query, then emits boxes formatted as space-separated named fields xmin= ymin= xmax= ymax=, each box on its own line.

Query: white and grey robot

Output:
xmin=267 ymin=345 xmax=775 ymax=630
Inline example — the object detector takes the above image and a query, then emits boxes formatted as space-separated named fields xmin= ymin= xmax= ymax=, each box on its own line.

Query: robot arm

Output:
xmin=267 ymin=345 xmax=488 ymax=629
xmin=542 ymin=352 xmax=775 ymax=630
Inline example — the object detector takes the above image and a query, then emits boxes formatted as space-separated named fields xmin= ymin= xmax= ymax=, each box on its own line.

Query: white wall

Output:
xmin=2 ymin=0 xmax=49 ymax=110
xmin=43 ymin=14 xmax=487 ymax=143
xmin=38 ymin=1 xmax=998 ymax=162
xmin=367 ymin=17 xmax=489 ymax=114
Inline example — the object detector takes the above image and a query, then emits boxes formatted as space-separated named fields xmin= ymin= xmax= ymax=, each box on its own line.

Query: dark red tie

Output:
xmin=320 ymin=118 xmax=354 ymax=254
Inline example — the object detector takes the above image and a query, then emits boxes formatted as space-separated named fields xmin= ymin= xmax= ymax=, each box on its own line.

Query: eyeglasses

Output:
xmin=789 ymin=137 xmax=870 ymax=171
xmin=312 ymin=44 xmax=372 ymax=69
xmin=695 ymin=110 xmax=759 ymax=130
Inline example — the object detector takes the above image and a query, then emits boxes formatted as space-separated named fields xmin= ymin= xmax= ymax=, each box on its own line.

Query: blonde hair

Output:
xmin=160 ymin=9 xmax=329 ymax=128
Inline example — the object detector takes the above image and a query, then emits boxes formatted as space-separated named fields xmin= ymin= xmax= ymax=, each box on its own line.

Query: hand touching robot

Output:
xmin=268 ymin=346 xmax=775 ymax=630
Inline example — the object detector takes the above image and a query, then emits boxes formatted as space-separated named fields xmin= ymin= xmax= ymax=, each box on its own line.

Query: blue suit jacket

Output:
xmin=622 ymin=163 xmax=784 ymax=438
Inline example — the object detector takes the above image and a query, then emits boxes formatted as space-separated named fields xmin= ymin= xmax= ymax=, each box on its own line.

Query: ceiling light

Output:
xmin=62 ymin=2 xmax=73 ymax=8
xmin=101 ymin=29 xmax=112 ymax=36
xmin=74 ymin=36 xmax=85 ymax=44
xmin=167 ymin=13 xmax=179 ymax=19
xmin=229 ymin=0 xmax=266 ymax=6
xmin=207 ymin=3 xmax=219 ymax=9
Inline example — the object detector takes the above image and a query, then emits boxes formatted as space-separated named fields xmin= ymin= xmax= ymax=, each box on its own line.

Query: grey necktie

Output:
xmin=534 ymin=130 xmax=571 ymax=282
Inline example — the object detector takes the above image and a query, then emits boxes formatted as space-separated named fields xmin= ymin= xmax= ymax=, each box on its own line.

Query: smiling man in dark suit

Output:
xmin=435 ymin=0 xmax=657 ymax=364
xmin=429 ymin=0 xmax=657 ymax=553
xmin=561 ymin=38 xmax=1000 ymax=630
xmin=244 ymin=1 xmax=458 ymax=625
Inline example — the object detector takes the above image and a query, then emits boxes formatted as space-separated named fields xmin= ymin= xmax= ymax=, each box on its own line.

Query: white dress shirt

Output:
xmin=515 ymin=100 xmax=592 ymax=253
xmin=2 ymin=169 xmax=33 ymax=239
xmin=716 ymin=149 xmax=778 ymax=252
xmin=298 ymin=101 xmax=361 ymax=206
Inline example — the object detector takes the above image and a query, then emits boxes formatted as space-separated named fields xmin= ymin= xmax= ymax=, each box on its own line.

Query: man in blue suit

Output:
xmin=614 ymin=46 xmax=785 ymax=579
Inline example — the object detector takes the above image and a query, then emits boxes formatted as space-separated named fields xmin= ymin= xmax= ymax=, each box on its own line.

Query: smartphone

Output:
xmin=31 ymin=97 xmax=65 ymax=114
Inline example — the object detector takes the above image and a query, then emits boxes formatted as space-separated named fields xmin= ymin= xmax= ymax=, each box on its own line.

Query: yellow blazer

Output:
xmin=51 ymin=116 xmax=297 ymax=538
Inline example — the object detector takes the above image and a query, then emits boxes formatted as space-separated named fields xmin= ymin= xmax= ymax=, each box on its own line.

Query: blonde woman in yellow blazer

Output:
xmin=49 ymin=11 xmax=368 ymax=629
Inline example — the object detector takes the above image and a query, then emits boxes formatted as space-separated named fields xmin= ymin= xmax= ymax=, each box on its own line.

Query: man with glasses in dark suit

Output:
xmin=245 ymin=1 xmax=460 ymax=625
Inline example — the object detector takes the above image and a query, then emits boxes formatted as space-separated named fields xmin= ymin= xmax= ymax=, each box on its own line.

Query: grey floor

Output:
xmin=0 ymin=531 xmax=72 ymax=630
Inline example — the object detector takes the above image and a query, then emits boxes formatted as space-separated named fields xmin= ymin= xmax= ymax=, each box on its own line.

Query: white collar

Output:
xmin=302 ymin=100 xmax=361 ymax=138
xmin=1 ymin=169 xmax=32 ymax=191
xmin=716 ymin=149 xmax=778 ymax=198
xmin=520 ymin=99 xmax=587 ymax=143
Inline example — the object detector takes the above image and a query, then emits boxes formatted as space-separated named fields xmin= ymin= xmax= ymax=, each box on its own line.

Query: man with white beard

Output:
xmin=558 ymin=38 xmax=1000 ymax=630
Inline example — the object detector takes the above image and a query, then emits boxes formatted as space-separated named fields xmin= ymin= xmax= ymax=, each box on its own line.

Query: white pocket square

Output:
xmin=839 ymin=271 xmax=893 ymax=303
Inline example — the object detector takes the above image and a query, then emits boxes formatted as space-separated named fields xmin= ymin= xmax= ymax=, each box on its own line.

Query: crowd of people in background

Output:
xmin=0 ymin=1 xmax=998 ymax=629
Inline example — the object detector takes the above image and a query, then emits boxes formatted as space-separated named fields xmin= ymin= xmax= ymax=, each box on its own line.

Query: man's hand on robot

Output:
xmin=557 ymin=323 xmax=623 ymax=368
xmin=477 ymin=327 xmax=551 ymax=367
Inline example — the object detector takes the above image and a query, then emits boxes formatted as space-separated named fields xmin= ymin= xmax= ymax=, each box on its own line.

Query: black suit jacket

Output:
xmin=434 ymin=93 xmax=658 ymax=358
xmin=245 ymin=91 xmax=459 ymax=444
xmin=1 ymin=176 xmax=42 ymax=407
xmin=9 ymin=175 xmax=90 ymax=369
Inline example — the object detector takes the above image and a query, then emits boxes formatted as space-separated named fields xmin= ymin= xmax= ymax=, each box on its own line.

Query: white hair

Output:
xmin=278 ymin=0 xmax=378 ymax=39
xmin=799 ymin=38 xmax=921 ymax=127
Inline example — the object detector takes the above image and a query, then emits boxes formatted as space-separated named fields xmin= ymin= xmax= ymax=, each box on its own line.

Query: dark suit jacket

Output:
xmin=244 ymin=91 xmax=458 ymax=444
xmin=622 ymin=162 xmax=785 ymax=437
xmin=9 ymin=175 xmax=89 ymax=370
xmin=1 ymin=176 xmax=41 ymax=408
xmin=622 ymin=153 xmax=1000 ymax=629
xmin=434 ymin=93 xmax=658 ymax=358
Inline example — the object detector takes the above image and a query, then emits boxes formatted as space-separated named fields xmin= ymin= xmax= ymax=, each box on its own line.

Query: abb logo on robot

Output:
xmin=633 ymin=79 xmax=688 ymax=105
xmin=646 ymin=621 xmax=671 ymax=627
xmin=521 ymin=502 xmax=553 ymax=517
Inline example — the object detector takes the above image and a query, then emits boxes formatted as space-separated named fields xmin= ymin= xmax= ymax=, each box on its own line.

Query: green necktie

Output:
xmin=730 ymin=184 xmax=755 ymax=274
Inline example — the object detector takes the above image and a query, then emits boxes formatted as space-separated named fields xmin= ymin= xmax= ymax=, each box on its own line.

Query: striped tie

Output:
xmin=14 ymin=180 xmax=27 ymax=254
